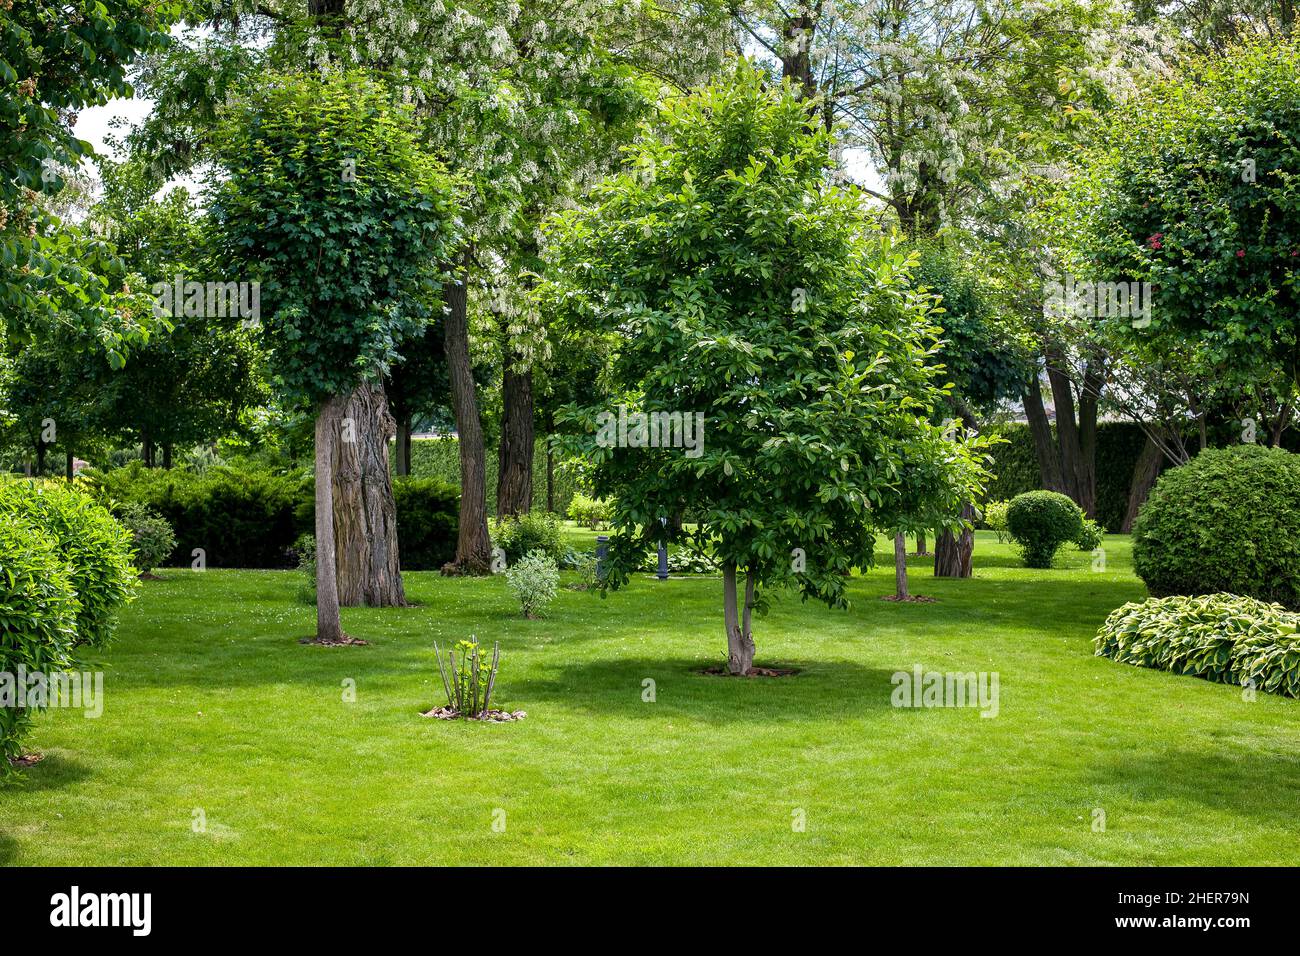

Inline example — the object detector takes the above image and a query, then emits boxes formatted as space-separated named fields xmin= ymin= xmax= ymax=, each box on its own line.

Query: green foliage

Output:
xmin=391 ymin=477 xmax=458 ymax=570
xmin=544 ymin=63 xmax=990 ymax=614
xmin=0 ymin=512 xmax=79 ymax=770
xmin=1006 ymin=491 xmax=1084 ymax=568
xmin=492 ymin=512 xmax=565 ymax=567
xmin=1095 ymin=593 xmax=1300 ymax=698
xmin=1133 ymin=445 xmax=1300 ymax=609
xmin=1074 ymin=517 xmax=1105 ymax=552
xmin=207 ymin=71 xmax=460 ymax=404
xmin=88 ymin=461 xmax=309 ymax=568
xmin=114 ymin=502 xmax=176 ymax=574
xmin=292 ymin=534 xmax=316 ymax=605
xmin=504 ymin=550 xmax=560 ymax=619
xmin=640 ymin=541 xmax=719 ymax=574
xmin=406 ymin=436 xmax=579 ymax=517
xmin=433 ymin=636 xmax=501 ymax=718
xmin=0 ymin=478 xmax=137 ymax=648
xmin=567 ymin=493 xmax=612 ymax=529
xmin=982 ymin=499 xmax=1011 ymax=543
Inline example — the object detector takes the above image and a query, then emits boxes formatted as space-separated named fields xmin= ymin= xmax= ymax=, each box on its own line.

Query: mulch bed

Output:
xmin=420 ymin=707 xmax=526 ymax=722
xmin=298 ymin=635 xmax=370 ymax=646
xmin=699 ymin=665 xmax=799 ymax=678
xmin=879 ymin=594 xmax=938 ymax=603
xmin=8 ymin=753 xmax=44 ymax=769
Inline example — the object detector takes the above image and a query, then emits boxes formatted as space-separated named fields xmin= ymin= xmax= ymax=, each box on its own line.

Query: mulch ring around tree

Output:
xmin=698 ymin=665 xmax=800 ymax=678
xmin=298 ymin=635 xmax=371 ymax=647
xmin=420 ymin=707 xmax=526 ymax=722
xmin=7 ymin=753 xmax=44 ymax=769
xmin=879 ymin=594 xmax=938 ymax=603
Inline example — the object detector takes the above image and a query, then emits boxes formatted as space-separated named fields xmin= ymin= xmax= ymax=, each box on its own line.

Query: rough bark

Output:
xmin=1023 ymin=379 xmax=1065 ymax=493
xmin=496 ymin=363 xmax=534 ymax=518
xmin=394 ymin=416 xmax=411 ymax=477
xmin=934 ymin=503 xmax=976 ymax=578
xmin=913 ymin=532 xmax=929 ymax=556
xmin=894 ymin=533 xmax=910 ymax=598
xmin=1122 ymin=434 xmax=1164 ymax=533
xmin=314 ymin=398 xmax=345 ymax=643
xmin=442 ymin=252 xmax=492 ymax=574
xmin=1045 ymin=349 xmax=1082 ymax=502
xmin=724 ymin=564 xmax=756 ymax=676
xmin=331 ymin=380 xmax=406 ymax=607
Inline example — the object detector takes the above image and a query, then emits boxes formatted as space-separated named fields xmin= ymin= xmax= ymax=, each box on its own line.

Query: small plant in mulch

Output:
xmin=698 ymin=665 xmax=799 ymax=678
xmin=298 ymin=634 xmax=370 ymax=646
xmin=423 ymin=637 xmax=525 ymax=721
xmin=879 ymin=594 xmax=938 ymax=604
xmin=7 ymin=753 xmax=44 ymax=769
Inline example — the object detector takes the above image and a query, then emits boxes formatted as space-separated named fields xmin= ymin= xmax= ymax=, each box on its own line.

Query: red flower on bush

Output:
xmin=1147 ymin=232 xmax=1163 ymax=250
xmin=1237 ymin=249 xmax=1246 ymax=258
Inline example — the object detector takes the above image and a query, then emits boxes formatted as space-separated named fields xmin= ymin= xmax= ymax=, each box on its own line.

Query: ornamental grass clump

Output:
xmin=1094 ymin=593 xmax=1300 ymax=698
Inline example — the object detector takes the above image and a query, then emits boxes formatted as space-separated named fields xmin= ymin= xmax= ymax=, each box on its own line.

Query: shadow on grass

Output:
xmin=0 ymin=831 xmax=16 ymax=865
xmin=514 ymin=656 xmax=909 ymax=724
xmin=3 ymin=752 xmax=92 ymax=793
xmin=1080 ymin=748 xmax=1300 ymax=829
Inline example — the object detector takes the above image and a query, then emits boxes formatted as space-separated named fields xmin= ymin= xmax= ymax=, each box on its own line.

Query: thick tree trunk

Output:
xmin=314 ymin=398 xmax=345 ymax=643
xmin=1075 ymin=361 xmax=1105 ymax=518
xmin=1045 ymin=349 xmax=1082 ymax=502
xmin=162 ymin=442 xmax=173 ymax=470
xmin=1022 ymin=378 xmax=1066 ymax=493
xmin=723 ymin=564 xmax=756 ymax=675
xmin=496 ymin=364 xmax=534 ymax=518
xmin=913 ymin=532 xmax=929 ymax=556
xmin=443 ymin=253 xmax=492 ymax=574
xmin=894 ymin=533 xmax=910 ymax=598
xmin=394 ymin=417 xmax=411 ymax=477
xmin=1122 ymin=434 xmax=1164 ymax=533
xmin=934 ymin=502 xmax=976 ymax=578
xmin=331 ymin=380 xmax=406 ymax=607
xmin=65 ymin=450 xmax=73 ymax=481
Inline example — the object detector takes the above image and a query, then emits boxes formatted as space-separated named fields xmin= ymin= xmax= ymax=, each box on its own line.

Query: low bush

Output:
xmin=1095 ymin=593 xmax=1300 ymax=698
xmin=505 ymin=550 xmax=559 ymax=618
xmin=1132 ymin=445 xmax=1300 ymax=609
xmin=568 ymin=493 xmax=612 ymax=529
xmin=1006 ymin=491 xmax=1084 ymax=568
xmin=0 ymin=513 xmax=80 ymax=771
xmin=1074 ymin=517 xmax=1105 ymax=552
xmin=640 ymin=541 xmax=718 ymax=574
xmin=114 ymin=502 xmax=177 ymax=574
xmin=291 ymin=534 xmax=316 ymax=604
xmin=493 ymin=512 xmax=564 ymax=567
xmin=0 ymin=478 xmax=138 ymax=647
xmin=981 ymin=499 xmax=1010 ymax=543
xmin=391 ymin=477 xmax=458 ymax=570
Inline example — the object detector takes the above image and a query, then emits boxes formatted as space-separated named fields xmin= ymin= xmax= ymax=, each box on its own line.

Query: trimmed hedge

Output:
xmin=1095 ymin=593 xmax=1300 ymax=698
xmin=88 ymin=461 xmax=458 ymax=570
xmin=1132 ymin=445 xmax=1300 ymax=609
xmin=984 ymin=422 xmax=1152 ymax=532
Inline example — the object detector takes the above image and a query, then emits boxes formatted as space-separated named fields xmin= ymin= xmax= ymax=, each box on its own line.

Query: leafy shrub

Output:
xmin=1006 ymin=490 xmax=1084 ymax=568
xmin=292 ymin=534 xmax=316 ymax=604
xmin=493 ymin=512 xmax=564 ymax=567
xmin=1095 ymin=593 xmax=1300 ymax=698
xmin=982 ymin=499 xmax=1011 ymax=543
xmin=0 ymin=479 xmax=138 ymax=648
xmin=567 ymin=493 xmax=612 ymax=529
xmin=391 ymin=477 xmax=458 ymax=570
xmin=640 ymin=541 xmax=719 ymax=574
xmin=1132 ymin=445 xmax=1300 ymax=609
xmin=564 ymin=551 xmax=600 ymax=591
xmin=114 ymin=502 xmax=177 ymax=574
xmin=0 ymin=513 xmax=79 ymax=771
xmin=1074 ymin=517 xmax=1105 ymax=552
xmin=505 ymin=550 xmax=559 ymax=618
xmin=89 ymin=461 xmax=310 ymax=568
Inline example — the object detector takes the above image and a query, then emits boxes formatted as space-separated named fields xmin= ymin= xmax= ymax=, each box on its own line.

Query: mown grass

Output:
xmin=3 ymin=530 xmax=1297 ymax=866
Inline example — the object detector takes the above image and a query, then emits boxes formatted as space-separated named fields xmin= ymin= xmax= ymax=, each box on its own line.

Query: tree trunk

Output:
xmin=35 ymin=441 xmax=45 ymax=476
xmin=331 ymin=380 xmax=406 ymax=607
xmin=65 ymin=449 xmax=73 ymax=481
xmin=894 ymin=533 xmax=910 ymax=598
xmin=1045 ymin=349 xmax=1082 ymax=502
xmin=394 ymin=416 xmax=411 ymax=477
xmin=1122 ymin=434 xmax=1164 ymax=533
xmin=934 ymin=502 xmax=976 ymax=578
xmin=546 ymin=446 xmax=555 ymax=514
xmin=723 ymin=564 xmax=756 ymax=675
xmin=1022 ymin=378 xmax=1066 ymax=493
xmin=443 ymin=252 xmax=492 ymax=574
xmin=142 ymin=432 xmax=155 ymax=468
xmin=1074 ymin=360 xmax=1105 ymax=518
xmin=162 ymin=442 xmax=173 ymax=470
xmin=496 ymin=364 xmax=534 ymax=518
xmin=314 ymin=398 xmax=345 ymax=643
xmin=914 ymin=532 xmax=929 ymax=556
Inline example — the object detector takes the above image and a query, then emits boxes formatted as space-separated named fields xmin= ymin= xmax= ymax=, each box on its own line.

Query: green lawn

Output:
xmin=3 ymin=530 xmax=1298 ymax=866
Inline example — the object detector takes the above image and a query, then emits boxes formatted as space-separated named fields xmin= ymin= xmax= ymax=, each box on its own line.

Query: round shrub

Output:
xmin=0 ymin=479 xmax=138 ymax=648
xmin=492 ymin=512 xmax=564 ymax=566
xmin=1133 ymin=445 xmax=1300 ymax=609
xmin=0 ymin=513 xmax=80 ymax=769
xmin=1006 ymin=491 xmax=1084 ymax=568
xmin=115 ymin=502 xmax=177 ymax=574
xmin=505 ymin=549 xmax=559 ymax=618
xmin=391 ymin=477 xmax=458 ymax=570
xmin=1074 ymin=517 xmax=1105 ymax=552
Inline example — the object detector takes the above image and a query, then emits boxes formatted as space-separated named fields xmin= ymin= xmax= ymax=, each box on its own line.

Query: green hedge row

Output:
xmin=407 ymin=436 xmax=580 ymax=518
xmin=89 ymin=462 xmax=458 ymax=570
xmin=985 ymin=422 xmax=1151 ymax=532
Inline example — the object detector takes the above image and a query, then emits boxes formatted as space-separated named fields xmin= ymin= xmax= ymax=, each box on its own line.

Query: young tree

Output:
xmin=207 ymin=72 xmax=459 ymax=637
xmin=544 ymin=64 xmax=988 ymax=673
